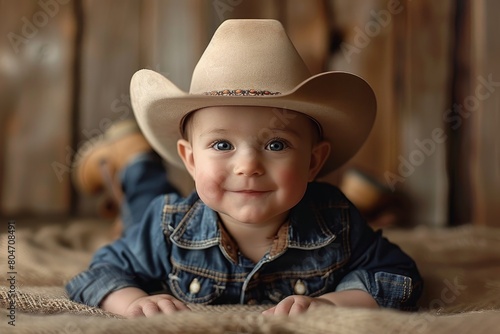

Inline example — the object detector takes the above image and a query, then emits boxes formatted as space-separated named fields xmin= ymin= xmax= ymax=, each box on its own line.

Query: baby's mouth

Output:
xmin=230 ymin=189 xmax=271 ymax=195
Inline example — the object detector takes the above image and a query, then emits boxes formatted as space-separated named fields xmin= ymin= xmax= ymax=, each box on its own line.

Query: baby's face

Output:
xmin=178 ymin=106 xmax=329 ymax=227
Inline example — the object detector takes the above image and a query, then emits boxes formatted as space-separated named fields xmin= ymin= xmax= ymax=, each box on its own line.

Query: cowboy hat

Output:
xmin=130 ymin=19 xmax=376 ymax=176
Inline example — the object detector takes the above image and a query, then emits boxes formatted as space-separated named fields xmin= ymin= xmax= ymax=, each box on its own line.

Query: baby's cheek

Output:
xmin=276 ymin=167 xmax=309 ymax=198
xmin=195 ymin=169 xmax=227 ymax=202
xmin=277 ymin=166 xmax=308 ymax=185
xmin=278 ymin=168 xmax=296 ymax=182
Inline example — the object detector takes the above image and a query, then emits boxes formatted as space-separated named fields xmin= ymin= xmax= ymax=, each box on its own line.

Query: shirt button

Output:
xmin=189 ymin=278 xmax=201 ymax=294
xmin=294 ymin=280 xmax=307 ymax=295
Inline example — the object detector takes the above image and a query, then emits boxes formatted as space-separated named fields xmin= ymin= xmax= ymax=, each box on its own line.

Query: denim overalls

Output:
xmin=66 ymin=153 xmax=422 ymax=310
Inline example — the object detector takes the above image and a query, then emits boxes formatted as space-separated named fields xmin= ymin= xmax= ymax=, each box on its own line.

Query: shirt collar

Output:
xmin=169 ymin=187 xmax=340 ymax=261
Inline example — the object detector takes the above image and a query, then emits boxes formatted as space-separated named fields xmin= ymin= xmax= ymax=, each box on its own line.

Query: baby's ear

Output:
xmin=308 ymin=141 xmax=331 ymax=181
xmin=177 ymin=139 xmax=196 ymax=178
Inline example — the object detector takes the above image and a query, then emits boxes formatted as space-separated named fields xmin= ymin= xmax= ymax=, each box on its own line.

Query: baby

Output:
xmin=67 ymin=19 xmax=422 ymax=318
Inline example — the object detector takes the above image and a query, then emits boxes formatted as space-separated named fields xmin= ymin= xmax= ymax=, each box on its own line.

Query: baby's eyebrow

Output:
xmin=266 ymin=128 xmax=302 ymax=138
xmin=198 ymin=129 xmax=229 ymax=137
xmin=198 ymin=127 xmax=303 ymax=139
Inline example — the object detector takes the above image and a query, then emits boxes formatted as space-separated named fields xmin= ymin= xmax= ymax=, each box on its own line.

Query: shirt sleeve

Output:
xmin=334 ymin=197 xmax=423 ymax=311
xmin=66 ymin=195 xmax=171 ymax=307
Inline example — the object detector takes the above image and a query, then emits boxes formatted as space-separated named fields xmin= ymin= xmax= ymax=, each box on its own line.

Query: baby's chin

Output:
xmin=217 ymin=209 xmax=291 ymax=227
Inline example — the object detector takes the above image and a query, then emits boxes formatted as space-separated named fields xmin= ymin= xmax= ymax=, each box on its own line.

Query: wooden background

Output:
xmin=0 ymin=0 xmax=498 ymax=226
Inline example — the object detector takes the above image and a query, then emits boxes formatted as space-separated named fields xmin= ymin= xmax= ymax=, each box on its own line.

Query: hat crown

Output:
xmin=190 ymin=19 xmax=311 ymax=94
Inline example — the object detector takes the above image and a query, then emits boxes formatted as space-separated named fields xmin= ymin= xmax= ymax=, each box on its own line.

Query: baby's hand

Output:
xmin=125 ymin=294 xmax=191 ymax=318
xmin=262 ymin=295 xmax=335 ymax=316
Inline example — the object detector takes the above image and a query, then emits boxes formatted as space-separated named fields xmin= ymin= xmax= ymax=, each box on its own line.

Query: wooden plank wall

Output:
xmin=326 ymin=0 xmax=453 ymax=226
xmin=74 ymin=0 xmax=143 ymax=215
xmin=0 ymin=0 xmax=75 ymax=216
xmin=0 ymin=0 xmax=498 ymax=226
xmin=396 ymin=0 xmax=455 ymax=226
xmin=326 ymin=0 xmax=402 ymax=186
xmin=470 ymin=0 xmax=500 ymax=225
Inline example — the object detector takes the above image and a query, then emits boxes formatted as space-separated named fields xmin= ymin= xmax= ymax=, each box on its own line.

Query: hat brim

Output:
xmin=130 ymin=69 xmax=376 ymax=176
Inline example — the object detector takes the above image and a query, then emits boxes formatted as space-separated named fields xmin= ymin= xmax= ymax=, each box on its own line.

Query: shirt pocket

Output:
xmin=167 ymin=266 xmax=226 ymax=304
xmin=264 ymin=270 xmax=338 ymax=303
xmin=263 ymin=240 xmax=348 ymax=303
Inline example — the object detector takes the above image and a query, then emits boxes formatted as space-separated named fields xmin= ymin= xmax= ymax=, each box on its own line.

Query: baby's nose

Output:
xmin=233 ymin=150 xmax=264 ymax=176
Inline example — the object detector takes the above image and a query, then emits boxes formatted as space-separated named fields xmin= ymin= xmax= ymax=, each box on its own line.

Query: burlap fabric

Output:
xmin=1 ymin=220 xmax=500 ymax=333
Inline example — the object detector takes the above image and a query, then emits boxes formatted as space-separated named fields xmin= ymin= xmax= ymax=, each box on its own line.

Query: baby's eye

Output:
xmin=266 ymin=139 xmax=287 ymax=151
xmin=212 ymin=140 xmax=233 ymax=151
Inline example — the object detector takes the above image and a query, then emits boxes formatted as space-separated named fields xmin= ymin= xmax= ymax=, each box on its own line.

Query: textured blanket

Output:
xmin=1 ymin=220 xmax=499 ymax=333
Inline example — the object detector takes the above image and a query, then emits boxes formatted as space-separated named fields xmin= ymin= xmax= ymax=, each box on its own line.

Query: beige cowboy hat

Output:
xmin=130 ymin=19 xmax=376 ymax=176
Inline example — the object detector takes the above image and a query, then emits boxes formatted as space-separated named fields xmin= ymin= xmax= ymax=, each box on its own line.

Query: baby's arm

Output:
xmin=101 ymin=287 xmax=190 ymax=318
xmin=66 ymin=196 xmax=185 ymax=316
xmin=262 ymin=290 xmax=377 ymax=316
xmin=264 ymin=185 xmax=422 ymax=316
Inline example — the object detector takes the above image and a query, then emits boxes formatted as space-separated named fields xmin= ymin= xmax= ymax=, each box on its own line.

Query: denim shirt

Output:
xmin=66 ymin=182 xmax=422 ymax=310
